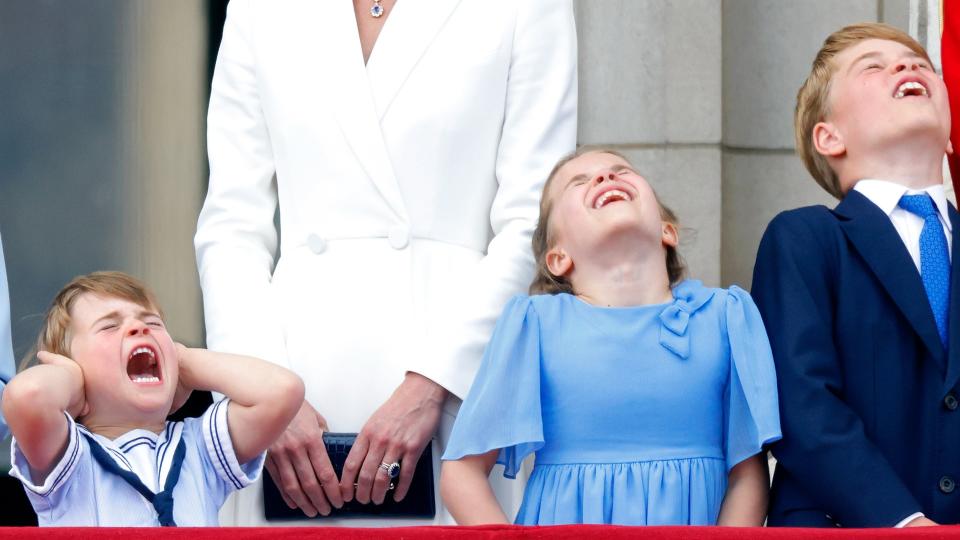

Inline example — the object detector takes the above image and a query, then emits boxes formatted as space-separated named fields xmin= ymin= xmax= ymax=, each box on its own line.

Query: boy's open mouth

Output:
xmin=894 ymin=80 xmax=928 ymax=98
xmin=127 ymin=346 xmax=161 ymax=384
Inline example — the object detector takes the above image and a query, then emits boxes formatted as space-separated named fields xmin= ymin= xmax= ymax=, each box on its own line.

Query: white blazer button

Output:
xmin=306 ymin=234 xmax=327 ymax=254
xmin=388 ymin=226 xmax=410 ymax=250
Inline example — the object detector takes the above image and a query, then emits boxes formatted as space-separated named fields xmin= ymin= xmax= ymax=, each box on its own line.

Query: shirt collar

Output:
xmin=854 ymin=179 xmax=952 ymax=232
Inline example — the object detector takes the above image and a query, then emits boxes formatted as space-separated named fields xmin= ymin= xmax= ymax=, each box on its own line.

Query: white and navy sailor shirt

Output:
xmin=8 ymin=398 xmax=264 ymax=526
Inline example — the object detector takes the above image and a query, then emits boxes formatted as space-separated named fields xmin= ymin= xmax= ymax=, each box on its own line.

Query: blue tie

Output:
xmin=81 ymin=431 xmax=185 ymax=526
xmin=898 ymin=194 xmax=951 ymax=348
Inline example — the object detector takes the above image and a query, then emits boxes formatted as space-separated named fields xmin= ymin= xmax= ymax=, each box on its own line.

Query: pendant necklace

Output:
xmin=371 ymin=0 xmax=384 ymax=18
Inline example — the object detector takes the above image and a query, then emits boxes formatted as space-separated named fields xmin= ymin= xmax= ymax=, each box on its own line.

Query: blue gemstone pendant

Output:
xmin=370 ymin=1 xmax=384 ymax=18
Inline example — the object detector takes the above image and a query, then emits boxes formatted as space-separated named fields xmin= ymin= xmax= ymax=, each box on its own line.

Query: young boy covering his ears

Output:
xmin=3 ymin=271 xmax=304 ymax=526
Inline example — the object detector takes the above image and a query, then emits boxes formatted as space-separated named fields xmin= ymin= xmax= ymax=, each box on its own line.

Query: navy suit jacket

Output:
xmin=752 ymin=190 xmax=960 ymax=527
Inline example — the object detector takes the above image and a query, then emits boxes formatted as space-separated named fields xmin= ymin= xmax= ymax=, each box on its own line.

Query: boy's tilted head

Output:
xmin=796 ymin=23 xmax=949 ymax=198
xmin=38 ymin=271 xmax=163 ymax=358
xmin=37 ymin=271 xmax=179 ymax=428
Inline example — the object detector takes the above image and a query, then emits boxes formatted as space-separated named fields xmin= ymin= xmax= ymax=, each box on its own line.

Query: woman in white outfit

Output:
xmin=195 ymin=0 xmax=577 ymax=526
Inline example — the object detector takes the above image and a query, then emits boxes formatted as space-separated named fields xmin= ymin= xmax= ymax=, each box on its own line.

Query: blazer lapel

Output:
xmin=836 ymin=191 xmax=947 ymax=372
xmin=365 ymin=0 xmax=463 ymax=120
xmin=943 ymin=205 xmax=960 ymax=389
xmin=312 ymin=1 xmax=408 ymax=222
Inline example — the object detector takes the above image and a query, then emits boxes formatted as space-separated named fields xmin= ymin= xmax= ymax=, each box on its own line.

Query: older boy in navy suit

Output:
xmin=752 ymin=23 xmax=959 ymax=528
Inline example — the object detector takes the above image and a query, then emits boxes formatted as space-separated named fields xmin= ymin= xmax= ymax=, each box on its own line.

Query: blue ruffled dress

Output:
xmin=442 ymin=280 xmax=781 ymax=525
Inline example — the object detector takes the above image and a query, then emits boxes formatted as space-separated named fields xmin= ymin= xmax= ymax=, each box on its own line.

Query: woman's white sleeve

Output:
xmin=420 ymin=0 xmax=577 ymax=398
xmin=195 ymin=0 xmax=287 ymax=367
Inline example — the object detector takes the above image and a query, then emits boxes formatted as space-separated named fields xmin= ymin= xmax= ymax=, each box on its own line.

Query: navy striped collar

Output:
xmin=78 ymin=421 xmax=184 ymax=489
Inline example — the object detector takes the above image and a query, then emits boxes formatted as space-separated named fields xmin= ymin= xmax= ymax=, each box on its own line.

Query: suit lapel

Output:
xmin=312 ymin=1 xmax=408 ymax=221
xmin=836 ymin=191 xmax=947 ymax=373
xmin=365 ymin=0 xmax=463 ymax=120
xmin=943 ymin=205 xmax=960 ymax=389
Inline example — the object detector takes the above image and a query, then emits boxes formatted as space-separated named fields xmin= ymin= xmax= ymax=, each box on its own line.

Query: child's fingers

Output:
xmin=37 ymin=350 xmax=73 ymax=366
xmin=174 ymin=342 xmax=189 ymax=359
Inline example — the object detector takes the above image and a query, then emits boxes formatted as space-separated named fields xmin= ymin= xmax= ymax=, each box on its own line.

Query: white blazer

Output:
xmin=195 ymin=0 xmax=576 ymax=525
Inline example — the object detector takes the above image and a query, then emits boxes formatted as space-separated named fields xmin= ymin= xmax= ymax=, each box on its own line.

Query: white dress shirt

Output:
xmin=854 ymin=179 xmax=953 ymax=269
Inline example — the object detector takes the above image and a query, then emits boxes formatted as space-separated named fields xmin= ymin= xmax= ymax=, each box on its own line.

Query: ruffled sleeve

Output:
xmin=442 ymin=295 xmax=543 ymax=479
xmin=723 ymin=286 xmax=782 ymax=471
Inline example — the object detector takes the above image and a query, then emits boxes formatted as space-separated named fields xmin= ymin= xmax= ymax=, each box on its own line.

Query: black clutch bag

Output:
xmin=263 ymin=432 xmax=436 ymax=520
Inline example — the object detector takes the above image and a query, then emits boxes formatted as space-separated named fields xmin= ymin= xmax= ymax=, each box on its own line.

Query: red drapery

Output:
xmin=943 ymin=0 xmax=960 ymax=195
xmin=1 ymin=526 xmax=959 ymax=539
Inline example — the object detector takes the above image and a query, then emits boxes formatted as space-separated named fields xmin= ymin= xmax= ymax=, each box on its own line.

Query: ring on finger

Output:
xmin=379 ymin=461 xmax=401 ymax=479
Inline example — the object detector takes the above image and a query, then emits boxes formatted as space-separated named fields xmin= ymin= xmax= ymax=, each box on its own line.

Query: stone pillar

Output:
xmin=121 ymin=1 xmax=207 ymax=345
xmin=720 ymin=0 xmax=885 ymax=289
xmin=576 ymin=0 xmax=723 ymax=285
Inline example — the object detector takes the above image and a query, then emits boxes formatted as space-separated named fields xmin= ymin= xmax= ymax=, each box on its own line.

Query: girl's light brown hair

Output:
xmin=29 ymin=271 xmax=161 ymax=366
xmin=530 ymin=147 xmax=686 ymax=295
xmin=795 ymin=22 xmax=932 ymax=199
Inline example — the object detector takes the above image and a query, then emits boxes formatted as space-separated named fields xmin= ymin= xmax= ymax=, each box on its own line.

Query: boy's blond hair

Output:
xmin=34 ymin=271 xmax=162 ymax=361
xmin=530 ymin=146 xmax=686 ymax=295
xmin=796 ymin=22 xmax=933 ymax=199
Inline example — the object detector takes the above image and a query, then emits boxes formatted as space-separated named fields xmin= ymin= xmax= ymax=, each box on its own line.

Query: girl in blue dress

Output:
xmin=440 ymin=148 xmax=781 ymax=526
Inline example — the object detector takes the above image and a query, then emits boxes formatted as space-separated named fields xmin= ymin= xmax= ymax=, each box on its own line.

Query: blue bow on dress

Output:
xmin=658 ymin=280 xmax=715 ymax=359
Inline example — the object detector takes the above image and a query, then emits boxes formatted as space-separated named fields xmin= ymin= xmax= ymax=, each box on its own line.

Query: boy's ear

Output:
xmin=812 ymin=121 xmax=846 ymax=158
xmin=948 ymin=140 xmax=954 ymax=156
xmin=545 ymin=246 xmax=573 ymax=278
xmin=661 ymin=222 xmax=679 ymax=249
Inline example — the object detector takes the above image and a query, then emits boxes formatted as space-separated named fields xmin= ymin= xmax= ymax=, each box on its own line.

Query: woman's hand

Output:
xmin=339 ymin=372 xmax=447 ymax=505
xmin=264 ymin=400 xmax=344 ymax=516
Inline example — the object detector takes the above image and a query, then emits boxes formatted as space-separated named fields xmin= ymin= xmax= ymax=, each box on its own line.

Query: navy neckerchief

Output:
xmin=80 ymin=429 xmax=186 ymax=527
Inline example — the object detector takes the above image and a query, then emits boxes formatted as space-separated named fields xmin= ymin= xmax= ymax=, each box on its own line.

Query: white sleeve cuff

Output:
xmin=894 ymin=512 xmax=925 ymax=528
xmin=201 ymin=398 xmax=265 ymax=490
xmin=8 ymin=412 xmax=82 ymax=498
